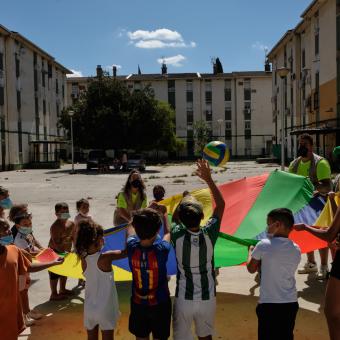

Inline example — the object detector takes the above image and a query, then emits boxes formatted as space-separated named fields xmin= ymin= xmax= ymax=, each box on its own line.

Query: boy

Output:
xmin=171 ymin=159 xmax=225 ymax=340
xmin=247 ymin=208 xmax=301 ymax=340
xmin=0 ymin=218 xmax=64 ymax=340
xmin=48 ymin=202 xmax=75 ymax=300
xmin=127 ymin=208 xmax=171 ymax=340
xmin=74 ymin=198 xmax=93 ymax=226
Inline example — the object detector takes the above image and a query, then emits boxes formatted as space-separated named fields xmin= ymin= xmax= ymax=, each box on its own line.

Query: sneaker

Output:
xmin=24 ymin=314 xmax=35 ymax=327
xmin=28 ymin=310 xmax=43 ymax=320
xmin=316 ymin=265 xmax=329 ymax=280
xmin=298 ymin=262 xmax=318 ymax=274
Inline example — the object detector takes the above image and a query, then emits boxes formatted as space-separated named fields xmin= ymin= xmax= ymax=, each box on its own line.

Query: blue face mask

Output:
xmin=60 ymin=212 xmax=71 ymax=220
xmin=0 ymin=234 xmax=14 ymax=245
xmin=19 ymin=226 xmax=32 ymax=235
xmin=0 ymin=197 xmax=13 ymax=209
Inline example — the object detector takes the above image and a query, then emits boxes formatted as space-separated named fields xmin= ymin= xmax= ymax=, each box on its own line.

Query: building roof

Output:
xmin=267 ymin=30 xmax=294 ymax=60
xmin=0 ymin=24 xmax=71 ymax=74
xmin=300 ymin=0 xmax=319 ymax=18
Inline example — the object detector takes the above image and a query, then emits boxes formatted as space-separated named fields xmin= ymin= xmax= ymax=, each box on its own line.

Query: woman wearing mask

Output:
xmin=113 ymin=170 xmax=147 ymax=226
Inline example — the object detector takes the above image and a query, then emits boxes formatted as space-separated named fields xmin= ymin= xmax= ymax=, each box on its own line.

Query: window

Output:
xmin=16 ymin=90 xmax=21 ymax=110
xmin=187 ymin=111 xmax=193 ymax=123
xmin=187 ymin=129 xmax=194 ymax=139
xmin=48 ymin=63 xmax=52 ymax=78
xmin=206 ymin=109 xmax=212 ymax=121
xmin=225 ymin=129 xmax=232 ymax=140
xmin=225 ymin=102 xmax=232 ymax=120
xmin=186 ymin=80 xmax=193 ymax=91
xmin=205 ymin=91 xmax=212 ymax=103
xmin=56 ymin=103 xmax=60 ymax=117
xmin=0 ymin=87 xmax=4 ymax=106
xmin=42 ymin=61 xmax=45 ymax=88
xmin=205 ymin=80 xmax=212 ymax=91
xmin=62 ymin=84 xmax=65 ymax=98
xmin=0 ymin=53 xmax=3 ymax=71
xmin=134 ymin=81 xmax=141 ymax=91
xmin=43 ymin=100 xmax=46 ymax=115
xmin=186 ymin=91 xmax=193 ymax=102
xmin=168 ymin=80 xmax=175 ymax=92
xmin=274 ymin=65 xmax=277 ymax=85
xmin=244 ymin=79 xmax=251 ymax=101
xmin=245 ymin=129 xmax=251 ymax=139
xmin=284 ymin=46 xmax=287 ymax=67
xmin=245 ymin=121 xmax=251 ymax=129
xmin=56 ymin=79 xmax=59 ymax=94
xmin=187 ymin=102 xmax=193 ymax=110
xmin=168 ymin=92 xmax=176 ymax=109
xmin=15 ymin=56 xmax=20 ymax=78
xmin=33 ymin=52 xmax=37 ymax=66
xmin=314 ymin=72 xmax=320 ymax=110
xmin=224 ymin=80 xmax=232 ymax=101
xmin=225 ymin=122 xmax=231 ymax=129
xmin=34 ymin=69 xmax=38 ymax=92
xmin=71 ymin=83 xmax=78 ymax=96
xmin=302 ymin=49 xmax=306 ymax=68
xmin=315 ymin=32 xmax=319 ymax=56
xmin=244 ymin=102 xmax=251 ymax=120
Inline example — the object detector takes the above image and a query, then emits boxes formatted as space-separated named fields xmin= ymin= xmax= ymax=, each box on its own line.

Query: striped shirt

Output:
xmin=171 ymin=216 xmax=220 ymax=300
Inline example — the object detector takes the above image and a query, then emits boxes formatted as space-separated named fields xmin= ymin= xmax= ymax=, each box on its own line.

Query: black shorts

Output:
xmin=256 ymin=302 xmax=299 ymax=340
xmin=129 ymin=298 xmax=172 ymax=339
xmin=330 ymin=251 xmax=340 ymax=280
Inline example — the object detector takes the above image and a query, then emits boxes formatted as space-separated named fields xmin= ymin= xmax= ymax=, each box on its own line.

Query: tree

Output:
xmin=59 ymin=76 xmax=177 ymax=152
xmin=193 ymin=120 xmax=211 ymax=155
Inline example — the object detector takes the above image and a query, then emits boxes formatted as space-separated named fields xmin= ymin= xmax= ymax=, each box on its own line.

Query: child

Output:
xmin=149 ymin=185 xmax=169 ymax=233
xmin=74 ymin=198 xmax=93 ymax=226
xmin=127 ymin=208 xmax=172 ymax=340
xmin=75 ymin=220 xmax=126 ymax=340
xmin=0 ymin=218 xmax=64 ymax=340
xmin=9 ymin=204 xmax=28 ymax=239
xmin=48 ymin=202 xmax=75 ymax=300
xmin=14 ymin=212 xmax=44 ymax=325
xmin=247 ymin=208 xmax=301 ymax=340
xmin=0 ymin=186 xmax=13 ymax=210
xmin=171 ymin=159 xmax=225 ymax=340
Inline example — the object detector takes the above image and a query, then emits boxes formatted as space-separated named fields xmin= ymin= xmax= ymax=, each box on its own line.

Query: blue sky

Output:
xmin=1 ymin=0 xmax=311 ymax=76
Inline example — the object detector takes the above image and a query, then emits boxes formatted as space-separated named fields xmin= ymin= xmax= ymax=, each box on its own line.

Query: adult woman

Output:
xmin=294 ymin=204 xmax=340 ymax=340
xmin=113 ymin=170 xmax=147 ymax=226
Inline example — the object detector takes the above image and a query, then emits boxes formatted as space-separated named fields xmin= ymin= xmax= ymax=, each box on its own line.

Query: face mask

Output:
xmin=60 ymin=212 xmax=71 ymax=220
xmin=80 ymin=212 xmax=88 ymax=217
xmin=297 ymin=145 xmax=308 ymax=157
xmin=19 ymin=226 xmax=32 ymax=235
xmin=131 ymin=179 xmax=141 ymax=188
xmin=0 ymin=197 xmax=13 ymax=209
xmin=0 ymin=234 xmax=14 ymax=245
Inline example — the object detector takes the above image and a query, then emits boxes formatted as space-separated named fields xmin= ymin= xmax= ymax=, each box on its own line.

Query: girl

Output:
xmin=75 ymin=221 xmax=127 ymax=340
xmin=294 ymin=203 xmax=340 ymax=340
xmin=74 ymin=198 xmax=93 ymax=226
xmin=14 ymin=212 xmax=44 ymax=325
xmin=113 ymin=169 xmax=147 ymax=226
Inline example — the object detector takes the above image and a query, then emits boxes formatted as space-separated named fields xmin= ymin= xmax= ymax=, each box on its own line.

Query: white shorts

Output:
xmin=84 ymin=307 xmax=120 ymax=331
xmin=173 ymin=297 xmax=216 ymax=340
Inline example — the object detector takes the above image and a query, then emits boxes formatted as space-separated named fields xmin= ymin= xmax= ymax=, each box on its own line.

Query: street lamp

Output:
xmin=277 ymin=67 xmax=290 ymax=171
xmin=68 ymin=110 xmax=75 ymax=174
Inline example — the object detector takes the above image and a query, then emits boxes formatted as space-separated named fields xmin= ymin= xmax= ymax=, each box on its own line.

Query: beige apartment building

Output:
xmin=67 ymin=64 xmax=272 ymax=157
xmin=268 ymin=0 xmax=340 ymax=160
xmin=0 ymin=24 xmax=70 ymax=170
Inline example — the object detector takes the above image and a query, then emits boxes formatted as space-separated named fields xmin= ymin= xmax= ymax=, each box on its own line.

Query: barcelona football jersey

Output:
xmin=127 ymin=235 xmax=170 ymax=305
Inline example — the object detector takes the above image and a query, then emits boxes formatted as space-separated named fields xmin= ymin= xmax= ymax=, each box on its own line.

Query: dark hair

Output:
xmin=153 ymin=185 xmax=165 ymax=197
xmin=9 ymin=204 xmax=28 ymax=222
xmin=182 ymin=190 xmax=190 ymax=197
xmin=132 ymin=208 xmax=162 ymax=240
xmin=123 ymin=169 xmax=146 ymax=200
xmin=0 ymin=218 xmax=10 ymax=232
xmin=299 ymin=133 xmax=313 ymax=146
xmin=178 ymin=199 xmax=203 ymax=230
xmin=0 ymin=186 xmax=8 ymax=196
xmin=76 ymin=198 xmax=89 ymax=211
xmin=267 ymin=208 xmax=294 ymax=229
xmin=75 ymin=221 xmax=104 ymax=257
xmin=55 ymin=202 xmax=69 ymax=213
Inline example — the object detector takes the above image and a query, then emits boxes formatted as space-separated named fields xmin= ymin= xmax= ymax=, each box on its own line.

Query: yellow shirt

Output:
xmin=288 ymin=158 xmax=331 ymax=181
xmin=117 ymin=192 xmax=147 ymax=209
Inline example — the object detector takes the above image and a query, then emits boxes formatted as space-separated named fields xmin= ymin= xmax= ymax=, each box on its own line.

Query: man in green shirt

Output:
xmin=289 ymin=133 xmax=331 ymax=279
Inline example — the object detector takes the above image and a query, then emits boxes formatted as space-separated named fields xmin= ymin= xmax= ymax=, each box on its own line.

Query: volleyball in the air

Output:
xmin=203 ymin=141 xmax=229 ymax=167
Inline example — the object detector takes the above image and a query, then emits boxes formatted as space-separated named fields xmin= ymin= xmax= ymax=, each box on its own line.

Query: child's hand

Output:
xmin=196 ymin=159 xmax=212 ymax=183
xmin=293 ymin=223 xmax=306 ymax=231
xmin=53 ymin=257 xmax=65 ymax=266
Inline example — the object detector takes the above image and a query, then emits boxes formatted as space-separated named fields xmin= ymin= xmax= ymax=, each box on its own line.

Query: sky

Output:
xmin=1 ymin=0 xmax=311 ymax=77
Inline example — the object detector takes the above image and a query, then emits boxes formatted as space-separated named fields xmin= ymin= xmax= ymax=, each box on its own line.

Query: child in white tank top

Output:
xmin=75 ymin=220 xmax=127 ymax=340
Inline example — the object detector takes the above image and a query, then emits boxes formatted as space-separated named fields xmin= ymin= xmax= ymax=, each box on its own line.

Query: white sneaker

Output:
xmin=24 ymin=314 xmax=35 ymax=326
xmin=28 ymin=310 xmax=43 ymax=320
xmin=298 ymin=262 xmax=318 ymax=274
xmin=316 ymin=265 xmax=329 ymax=280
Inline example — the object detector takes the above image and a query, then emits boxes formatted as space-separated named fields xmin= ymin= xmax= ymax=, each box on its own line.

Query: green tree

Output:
xmin=193 ymin=120 xmax=211 ymax=155
xmin=59 ymin=76 xmax=177 ymax=152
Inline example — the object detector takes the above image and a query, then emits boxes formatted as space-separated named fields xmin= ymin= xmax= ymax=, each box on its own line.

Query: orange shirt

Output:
xmin=0 ymin=245 xmax=30 ymax=340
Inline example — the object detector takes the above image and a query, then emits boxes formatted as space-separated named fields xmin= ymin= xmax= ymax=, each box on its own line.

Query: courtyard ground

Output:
xmin=2 ymin=160 xmax=327 ymax=340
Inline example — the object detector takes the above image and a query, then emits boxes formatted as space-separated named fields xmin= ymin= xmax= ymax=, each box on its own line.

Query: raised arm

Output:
xmin=196 ymin=159 xmax=225 ymax=221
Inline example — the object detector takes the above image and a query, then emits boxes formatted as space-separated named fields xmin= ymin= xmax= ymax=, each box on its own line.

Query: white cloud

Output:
xmin=157 ymin=54 xmax=186 ymax=67
xmin=67 ymin=69 xmax=83 ymax=78
xmin=252 ymin=41 xmax=269 ymax=52
xmin=127 ymin=28 xmax=196 ymax=49
xmin=128 ymin=28 xmax=182 ymax=42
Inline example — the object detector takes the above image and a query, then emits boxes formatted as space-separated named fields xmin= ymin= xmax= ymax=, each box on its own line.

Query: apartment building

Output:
xmin=0 ymin=24 xmax=70 ymax=170
xmin=268 ymin=0 xmax=339 ymax=160
xmin=67 ymin=65 xmax=272 ymax=157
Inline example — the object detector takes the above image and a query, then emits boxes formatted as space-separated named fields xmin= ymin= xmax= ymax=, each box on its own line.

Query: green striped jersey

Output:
xmin=171 ymin=216 xmax=220 ymax=300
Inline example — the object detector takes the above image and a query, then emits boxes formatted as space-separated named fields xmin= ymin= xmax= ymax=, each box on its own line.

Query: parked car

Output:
xmin=86 ymin=150 xmax=111 ymax=170
xmin=127 ymin=154 xmax=146 ymax=171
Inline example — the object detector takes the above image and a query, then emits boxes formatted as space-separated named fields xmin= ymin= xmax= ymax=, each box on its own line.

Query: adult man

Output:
xmin=289 ymin=133 xmax=332 ymax=279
